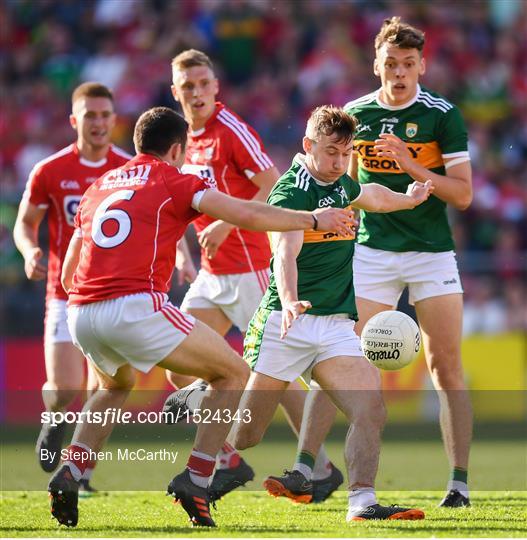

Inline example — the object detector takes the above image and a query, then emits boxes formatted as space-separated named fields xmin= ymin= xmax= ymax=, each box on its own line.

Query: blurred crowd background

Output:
xmin=1 ymin=0 xmax=526 ymax=337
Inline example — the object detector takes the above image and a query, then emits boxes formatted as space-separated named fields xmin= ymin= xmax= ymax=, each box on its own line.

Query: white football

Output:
xmin=361 ymin=310 xmax=421 ymax=370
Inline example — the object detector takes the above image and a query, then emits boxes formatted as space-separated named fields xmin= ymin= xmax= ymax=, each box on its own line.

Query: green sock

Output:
xmin=296 ymin=450 xmax=315 ymax=469
xmin=451 ymin=467 xmax=468 ymax=484
xmin=293 ymin=450 xmax=316 ymax=480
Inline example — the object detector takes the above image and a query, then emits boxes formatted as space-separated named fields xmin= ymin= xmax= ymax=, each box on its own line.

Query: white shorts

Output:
xmin=181 ymin=268 xmax=270 ymax=332
xmin=244 ymin=310 xmax=363 ymax=382
xmin=67 ymin=292 xmax=195 ymax=376
xmin=45 ymin=299 xmax=73 ymax=344
xmin=353 ymin=244 xmax=463 ymax=306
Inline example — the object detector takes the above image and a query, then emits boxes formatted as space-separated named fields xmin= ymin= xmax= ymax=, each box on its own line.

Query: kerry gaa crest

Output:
xmin=405 ymin=123 xmax=418 ymax=138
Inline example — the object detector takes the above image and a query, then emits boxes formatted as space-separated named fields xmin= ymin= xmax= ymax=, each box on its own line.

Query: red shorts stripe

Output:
xmin=161 ymin=307 xmax=191 ymax=334
xmin=156 ymin=292 xmax=165 ymax=310
xmin=149 ymin=292 xmax=159 ymax=312
xmin=165 ymin=305 xmax=193 ymax=333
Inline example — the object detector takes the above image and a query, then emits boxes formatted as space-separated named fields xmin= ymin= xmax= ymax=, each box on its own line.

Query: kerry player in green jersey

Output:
xmin=288 ymin=17 xmax=473 ymax=509
xmin=232 ymin=106 xmax=432 ymax=522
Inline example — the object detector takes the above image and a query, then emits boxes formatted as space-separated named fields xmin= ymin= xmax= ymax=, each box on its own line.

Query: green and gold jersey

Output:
xmin=345 ymin=84 xmax=469 ymax=252
xmin=259 ymin=154 xmax=362 ymax=319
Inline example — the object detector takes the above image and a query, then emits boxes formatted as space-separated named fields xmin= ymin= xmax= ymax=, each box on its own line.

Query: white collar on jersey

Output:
xmin=294 ymin=153 xmax=336 ymax=186
xmin=375 ymin=83 xmax=421 ymax=111
xmin=79 ymin=156 xmax=108 ymax=168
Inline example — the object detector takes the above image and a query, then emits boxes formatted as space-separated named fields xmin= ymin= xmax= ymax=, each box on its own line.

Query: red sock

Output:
xmin=63 ymin=444 xmax=92 ymax=481
xmin=187 ymin=449 xmax=215 ymax=488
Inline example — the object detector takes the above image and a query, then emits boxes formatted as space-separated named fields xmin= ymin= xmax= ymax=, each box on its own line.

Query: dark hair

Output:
xmin=133 ymin=107 xmax=188 ymax=155
xmin=71 ymin=82 xmax=113 ymax=105
xmin=375 ymin=16 xmax=425 ymax=52
xmin=306 ymin=105 xmax=357 ymax=145
xmin=172 ymin=49 xmax=214 ymax=71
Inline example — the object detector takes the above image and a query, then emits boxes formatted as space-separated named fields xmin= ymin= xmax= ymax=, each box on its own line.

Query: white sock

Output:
xmin=292 ymin=462 xmax=313 ymax=480
xmin=448 ymin=479 xmax=469 ymax=498
xmin=312 ymin=447 xmax=332 ymax=481
xmin=348 ymin=487 xmax=377 ymax=510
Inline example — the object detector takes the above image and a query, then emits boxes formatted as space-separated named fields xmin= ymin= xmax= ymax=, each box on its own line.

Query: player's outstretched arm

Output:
xmin=61 ymin=234 xmax=82 ymax=293
xmin=198 ymin=190 xmax=355 ymax=235
xmin=13 ymin=199 xmax=47 ymax=281
xmin=353 ymin=180 xmax=434 ymax=213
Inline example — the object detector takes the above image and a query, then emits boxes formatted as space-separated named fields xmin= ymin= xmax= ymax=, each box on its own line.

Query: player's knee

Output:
xmin=233 ymin=361 xmax=250 ymax=386
xmin=98 ymin=367 xmax=136 ymax=392
xmin=428 ymin=353 xmax=465 ymax=390
xmin=43 ymin=386 xmax=78 ymax=409
xmin=210 ymin=358 xmax=249 ymax=389
xmin=232 ymin=425 xmax=262 ymax=450
xmin=46 ymin=371 xmax=84 ymax=391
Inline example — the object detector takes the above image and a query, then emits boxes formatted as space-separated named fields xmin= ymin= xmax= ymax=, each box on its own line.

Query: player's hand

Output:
xmin=24 ymin=247 xmax=46 ymax=281
xmin=374 ymin=133 xmax=414 ymax=171
xmin=313 ymin=208 xmax=358 ymax=238
xmin=281 ymin=300 xmax=312 ymax=339
xmin=406 ymin=180 xmax=434 ymax=207
xmin=197 ymin=220 xmax=234 ymax=260
xmin=175 ymin=257 xmax=197 ymax=285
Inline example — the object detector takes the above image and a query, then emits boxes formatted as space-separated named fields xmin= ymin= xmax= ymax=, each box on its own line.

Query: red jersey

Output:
xmin=23 ymin=143 xmax=131 ymax=302
xmin=68 ymin=154 xmax=212 ymax=306
xmin=182 ymin=102 xmax=273 ymax=275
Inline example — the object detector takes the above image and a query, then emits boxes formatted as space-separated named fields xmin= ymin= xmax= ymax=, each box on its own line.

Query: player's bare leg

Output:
xmin=38 ymin=342 xmax=87 ymax=472
xmin=159 ymin=319 xmax=249 ymax=455
xmin=415 ymin=293 xmax=472 ymax=506
xmin=48 ymin=362 xmax=135 ymax=528
xmin=69 ymin=363 xmax=136 ymax=451
xmin=312 ymin=356 xmax=384 ymax=489
xmin=231 ymin=371 xmax=288 ymax=450
xmin=42 ymin=342 xmax=86 ymax=412
xmin=313 ymin=355 xmax=424 ymax=520
xmin=296 ymin=387 xmax=336 ymax=456
xmin=284 ymin=298 xmax=393 ymax=500
xmin=294 ymin=298 xmax=393 ymax=459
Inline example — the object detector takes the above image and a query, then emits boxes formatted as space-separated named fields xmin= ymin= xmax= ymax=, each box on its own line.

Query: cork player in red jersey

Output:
xmin=13 ymin=82 xmax=131 ymax=487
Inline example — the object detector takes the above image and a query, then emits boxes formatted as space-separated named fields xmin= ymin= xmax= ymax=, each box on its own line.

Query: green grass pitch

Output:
xmin=1 ymin=438 xmax=526 ymax=537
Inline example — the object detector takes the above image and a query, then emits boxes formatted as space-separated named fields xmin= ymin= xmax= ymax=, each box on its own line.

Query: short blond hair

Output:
xmin=374 ymin=16 xmax=425 ymax=52
xmin=306 ymin=105 xmax=357 ymax=145
xmin=171 ymin=49 xmax=214 ymax=71
xmin=71 ymin=82 xmax=113 ymax=106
